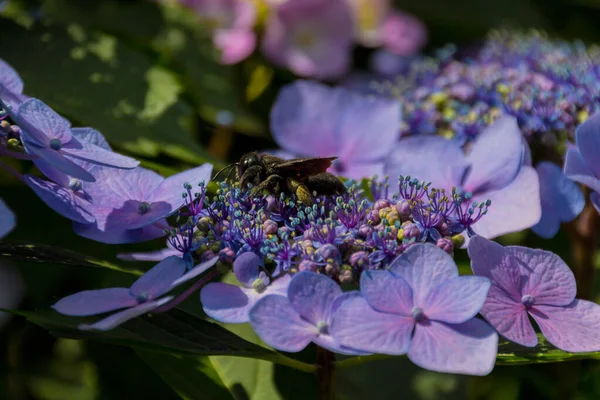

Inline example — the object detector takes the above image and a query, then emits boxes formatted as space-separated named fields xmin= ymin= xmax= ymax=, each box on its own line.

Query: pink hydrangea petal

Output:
xmin=249 ymin=294 xmax=317 ymax=352
xmin=408 ymin=318 xmax=498 ymax=376
xmin=389 ymin=244 xmax=458 ymax=306
xmin=360 ymin=270 xmax=413 ymax=316
xmin=480 ymin=285 xmax=537 ymax=347
xmin=214 ymin=29 xmax=256 ymax=64
xmin=530 ymin=300 xmax=600 ymax=352
xmin=424 ymin=276 xmax=490 ymax=324
xmin=330 ymin=295 xmax=413 ymax=355
xmin=381 ymin=11 xmax=427 ymax=56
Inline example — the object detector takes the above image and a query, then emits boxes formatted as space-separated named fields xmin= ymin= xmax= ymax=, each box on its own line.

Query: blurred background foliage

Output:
xmin=2 ymin=0 xmax=600 ymax=399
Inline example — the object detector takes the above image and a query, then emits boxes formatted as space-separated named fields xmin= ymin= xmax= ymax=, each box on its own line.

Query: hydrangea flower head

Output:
xmin=532 ymin=161 xmax=584 ymax=238
xmin=271 ymin=80 xmax=400 ymax=179
xmin=262 ymin=0 xmax=354 ymax=79
xmin=330 ymin=244 xmax=497 ymax=375
xmin=53 ymin=256 xmax=218 ymax=331
xmin=564 ymin=112 xmax=600 ymax=212
xmin=73 ymin=164 xmax=213 ymax=244
xmin=385 ymin=116 xmax=541 ymax=239
xmin=0 ymin=58 xmax=27 ymax=109
xmin=11 ymin=99 xmax=139 ymax=182
xmin=0 ymin=197 xmax=16 ymax=239
xmin=249 ymin=271 xmax=366 ymax=354
xmin=200 ymin=252 xmax=291 ymax=323
xmin=179 ymin=0 xmax=257 ymax=64
xmin=468 ymin=236 xmax=600 ymax=352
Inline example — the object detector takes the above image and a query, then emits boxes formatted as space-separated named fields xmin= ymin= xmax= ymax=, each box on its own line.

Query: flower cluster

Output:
xmin=363 ymin=29 xmax=600 ymax=143
xmin=173 ymin=0 xmax=426 ymax=78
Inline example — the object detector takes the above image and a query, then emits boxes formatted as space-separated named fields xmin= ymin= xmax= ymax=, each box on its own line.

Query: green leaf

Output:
xmin=496 ymin=335 xmax=600 ymax=365
xmin=0 ymin=241 xmax=143 ymax=276
xmin=137 ymin=351 xmax=235 ymax=400
xmin=0 ymin=17 xmax=215 ymax=165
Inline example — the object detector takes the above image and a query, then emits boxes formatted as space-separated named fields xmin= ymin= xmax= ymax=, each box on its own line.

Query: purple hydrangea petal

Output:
xmin=117 ymin=247 xmax=180 ymax=262
xmin=468 ymin=236 xmax=522 ymax=301
xmin=381 ymin=11 xmax=427 ymax=56
xmin=287 ymin=271 xmax=342 ymax=326
xmin=463 ymin=116 xmax=523 ymax=193
xmin=532 ymin=162 xmax=584 ymax=238
xmin=52 ymin=288 xmax=136 ymax=316
xmin=201 ymin=283 xmax=258 ymax=323
xmin=233 ymin=252 xmax=261 ymax=288
xmin=23 ymin=143 xmax=96 ymax=182
xmin=79 ymin=296 xmax=173 ymax=331
xmin=61 ymin=140 xmax=139 ymax=169
xmin=152 ymin=164 xmax=213 ymax=207
xmin=249 ymin=294 xmax=317 ymax=352
xmin=16 ymin=98 xmax=72 ymax=146
xmin=564 ymin=147 xmax=600 ymax=193
xmin=312 ymin=333 xmax=368 ymax=356
xmin=575 ymin=112 xmax=600 ymax=178
xmin=130 ymin=256 xmax=188 ymax=299
xmin=330 ymin=294 xmax=413 ymax=355
xmin=103 ymin=200 xmax=173 ymax=230
xmin=71 ymin=127 xmax=112 ymax=150
xmin=338 ymin=162 xmax=385 ymax=180
xmin=33 ymin=159 xmax=72 ymax=187
xmin=73 ymin=220 xmax=167 ymax=244
xmin=506 ymin=246 xmax=576 ymax=307
xmin=0 ymin=58 xmax=24 ymax=94
xmin=360 ymin=270 xmax=413 ymax=316
xmin=481 ymin=285 xmax=537 ymax=347
xmin=389 ymin=244 xmax=458 ymax=306
xmin=24 ymin=175 xmax=95 ymax=223
xmin=408 ymin=318 xmax=498 ymax=376
xmin=270 ymin=81 xmax=349 ymax=157
xmin=423 ymin=276 xmax=490 ymax=324
xmin=469 ymin=166 xmax=541 ymax=239
xmin=384 ymin=136 xmax=468 ymax=193
xmin=171 ymin=257 xmax=220 ymax=286
xmin=0 ymin=197 xmax=16 ymax=239
xmin=530 ymin=300 xmax=600 ymax=352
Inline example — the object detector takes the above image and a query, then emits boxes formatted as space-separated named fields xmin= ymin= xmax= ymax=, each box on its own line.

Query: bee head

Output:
xmin=238 ymin=152 xmax=261 ymax=177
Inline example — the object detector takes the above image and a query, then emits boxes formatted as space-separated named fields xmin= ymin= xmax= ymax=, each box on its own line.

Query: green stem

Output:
xmin=317 ymin=346 xmax=336 ymax=400
xmin=334 ymin=354 xmax=395 ymax=369
xmin=254 ymin=353 xmax=318 ymax=374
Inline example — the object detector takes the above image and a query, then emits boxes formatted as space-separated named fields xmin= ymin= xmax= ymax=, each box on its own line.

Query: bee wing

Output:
xmin=268 ymin=156 xmax=337 ymax=177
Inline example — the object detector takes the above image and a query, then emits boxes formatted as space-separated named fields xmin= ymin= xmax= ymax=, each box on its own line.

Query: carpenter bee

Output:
xmin=213 ymin=152 xmax=346 ymax=204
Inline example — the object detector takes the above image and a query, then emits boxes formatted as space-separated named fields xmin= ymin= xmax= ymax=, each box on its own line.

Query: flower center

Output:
xmin=138 ymin=202 xmax=152 ymax=214
xmin=49 ymin=138 xmax=62 ymax=150
xmin=411 ymin=306 xmax=425 ymax=322
xmin=316 ymin=321 xmax=329 ymax=335
xmin=252 ymin=278 xmax=267 ymax=294
xmin=136 ymin=292 xmax=149 ymax=303
xmin=68 ymin=178 xmax=82 ymax=192
xmin=521 ymin=294 xmax=535 ymax=308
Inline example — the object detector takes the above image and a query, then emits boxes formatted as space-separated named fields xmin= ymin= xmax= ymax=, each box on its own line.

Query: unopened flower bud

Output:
xmin=317 ymin=244 xmax=340 ymax=262
xmin=298 ymin=260 xmax=318 ymax=272
xmin=219 ymin=247 xmax=235 ymax=264
xmin=349 ymin=251 xmax=370 ymax=269
xmin=374 ymin=199 xmax=391 ymax=212
xmin=358 ymin=224 xmax=373 ymax=238
xmin=395 ymin=200 xmax=411 ymax=218
xmin=263 ymin=219 xmax=278 ymax=235
xmin=436 ymin=237 xmax=453 ymax=254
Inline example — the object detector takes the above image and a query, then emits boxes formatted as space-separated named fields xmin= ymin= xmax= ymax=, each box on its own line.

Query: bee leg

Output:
xmin=287 ymin=178 xmax=313 ymax=205
xmin=240 ymin=165 xmax=264 ymax=189
xmin=306 ymin=172 xmax=347 ymax=195
xmin=249 ymin=174 xmax=284 ymax=197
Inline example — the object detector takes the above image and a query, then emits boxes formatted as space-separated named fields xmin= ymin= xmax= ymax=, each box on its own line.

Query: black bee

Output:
xmin=213 ymin=152 xmax=346 ymax=204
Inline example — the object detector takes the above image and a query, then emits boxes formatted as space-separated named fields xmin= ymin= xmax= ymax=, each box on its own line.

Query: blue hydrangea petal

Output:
xmin=249 ymin=294 xmax=317 ymax=352
xmin=469 ymin=166 xmax=541 ymax=240
xmin=506 ymin=246 xmax=576 ymax=307
xmin=24 ymin=175 xmax=95 ymax=223
xmin=130 ymin=256 xmax=187 ymax=299
xmin=532 ymin=161 xmax=584 ymax=238
xmin=463 ymin=116 xmax=524 ymax=193
xmin=117 ymin=247 xmax=181 ymax=262
xmin=201 ymin=283 xmax=256 ymax=323
xmin=287 ymin=271 xmax=342 ymax=326
xmin=312 ymin=333 xmax=369 ymax=356
xmin=575 ymin=112 xmax=600 ymax=178
xmin=78 ymin=296 xmax=173 ymax=331
xmin=564 ymin=147 xmax=600 ymax=193
xmin=384 ymin=135 xmax=468 ymax=193
xmin=16 ymin=98 xmax=72 ymax=146
xmin=330 ymin=294 xmax=413 ymax=355
xmin=171 ymin=257 xmax=220 ymax=287
xmin=360 ymin=270 xmax=413 ymax=316
xmin=423 ymin=276 xmax=490 ymax=324
xmin=0 ymin=197 xmax=16 ymax=239
xmin=233 ymin=252 xmax=262 ymax=288
xmin=71 ymin=127 xmax=112 ymax=150
xmin=24 ymin=142 xmax=96 ymax=182
xmin=52 ymin=288 xmax=136 ymax=316
xmin=32 ymin=159 xmax=71 ymax=187
xmin=61 ymin=139 xmax=139 ymax=169
xmin=152 ymin=164 xmax=213 ymax=207
xmin=479 ymin=285 xmax=537 ymax=347
xmin=530 ymin=300 xmax=600 ymax=353
xmin=408 ymin=318 xmax=498 ymax=376
xmin=73 ymin=220 xmax=167 ymax=244
xmin=0 ymin=58 xmax=24 ymax=95
xmin=389 ymin=244 xmax=458 ymax=306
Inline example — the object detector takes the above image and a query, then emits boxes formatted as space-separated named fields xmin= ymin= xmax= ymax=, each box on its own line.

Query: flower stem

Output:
xmin=316 ymin=346 xmax=336 ymax=400
xmin=154 ymin=269 xmax=220 ymax=313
